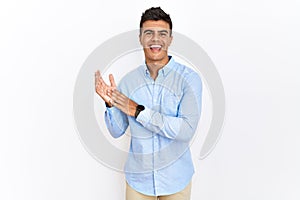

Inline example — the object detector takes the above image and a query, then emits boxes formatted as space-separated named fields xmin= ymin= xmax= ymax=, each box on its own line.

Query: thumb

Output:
xmin=109 ymin=74 xmax=117 ymax=88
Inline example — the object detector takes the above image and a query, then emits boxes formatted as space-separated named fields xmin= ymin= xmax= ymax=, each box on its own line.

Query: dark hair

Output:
xmin=140 ymin=7 xmax=172 ymax=34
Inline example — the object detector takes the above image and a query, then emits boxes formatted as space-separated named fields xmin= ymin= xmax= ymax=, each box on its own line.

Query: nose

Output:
xmin=151 ymin=32 xmax=160 ymax=41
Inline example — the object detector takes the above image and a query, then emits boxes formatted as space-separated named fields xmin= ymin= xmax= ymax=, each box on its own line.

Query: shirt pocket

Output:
xmin=161 ymin=92 xmax=181 ymax=116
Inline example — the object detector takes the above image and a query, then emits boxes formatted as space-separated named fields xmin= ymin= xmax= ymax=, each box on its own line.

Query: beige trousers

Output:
xmin=126 ymin=182 xmax=192 ymax=200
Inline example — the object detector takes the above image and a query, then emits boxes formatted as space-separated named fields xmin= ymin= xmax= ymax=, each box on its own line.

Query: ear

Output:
xmin=168 ymin=35 xmax=173 ymax=46
xmin=139 ymin=34 xmax=142 ymax=45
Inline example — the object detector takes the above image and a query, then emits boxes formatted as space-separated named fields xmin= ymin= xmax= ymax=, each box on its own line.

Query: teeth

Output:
xmin=150 ymin=45 xmax=162 ymax=48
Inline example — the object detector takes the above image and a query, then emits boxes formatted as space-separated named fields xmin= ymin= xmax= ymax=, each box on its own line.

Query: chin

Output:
xmin=148 ymin=56 xmax=165 ymax=62
xmin=146 ymin=53 xmax=168 ymax=62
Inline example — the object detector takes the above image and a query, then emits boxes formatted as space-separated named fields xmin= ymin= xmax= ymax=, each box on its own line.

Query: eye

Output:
xmin=159 ymin=32 xmax=167 ymax=37
xmin=144 ymin=30 xmax=153 ymax=37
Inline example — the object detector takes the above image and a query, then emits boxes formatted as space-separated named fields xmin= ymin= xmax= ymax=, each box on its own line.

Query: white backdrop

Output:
xmin=1 ymin=0 xmax=300 ymax=199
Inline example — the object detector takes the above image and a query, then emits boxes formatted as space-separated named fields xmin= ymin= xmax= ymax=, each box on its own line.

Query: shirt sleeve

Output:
xmin=136 ymin=72 xmax=202 ymax=142
xmin=104 ymin=106 xmax=129 ymax=138
xmin=104 ymin=81 xmax=129 ymax=138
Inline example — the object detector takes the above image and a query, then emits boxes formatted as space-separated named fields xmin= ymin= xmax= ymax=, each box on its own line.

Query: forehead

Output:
xmin=141 ymin=20 xmax=170 ymax=30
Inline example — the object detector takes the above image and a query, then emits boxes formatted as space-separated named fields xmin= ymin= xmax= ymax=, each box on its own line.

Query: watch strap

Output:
xmin=135 ymin=105 xmax=145 ymax=118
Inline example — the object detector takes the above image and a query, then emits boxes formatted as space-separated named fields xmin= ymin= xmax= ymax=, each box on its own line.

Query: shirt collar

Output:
xmin=143 ymin=56 xmax=174 ymax=77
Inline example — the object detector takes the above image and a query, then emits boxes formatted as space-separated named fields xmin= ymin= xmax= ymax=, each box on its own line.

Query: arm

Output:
xmin=104 ymin=106 xmax=129 ymax=138
xmin=136 ymin=73 xmax=202 ymax=142
xmin=95 ymin=70 xmax=129 ymax=138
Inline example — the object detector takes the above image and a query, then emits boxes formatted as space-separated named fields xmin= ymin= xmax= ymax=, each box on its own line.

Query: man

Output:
xmin=95 ymin=7 xmax=202 ymax=200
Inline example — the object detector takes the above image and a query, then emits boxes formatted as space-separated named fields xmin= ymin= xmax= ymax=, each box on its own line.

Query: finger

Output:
xmin=111 ymin=90 xmax=124 ymax=102
xmin=111 ymin=92 xmax=126 ymax=105
xmin=111 ymin=89 xmax=123 ymax=97
xmin=95 ymin=75 xmax=105 ymax=92
xmin=103 ymin=96 xmax=112 ymax=103
xmin=111 ymin=96 xmax=129 ymax=111
xmin=111 ymin=94 xmax=121 ymax=105
xmin=95 ymin=70 xmax=99 ymax=85
xmin=111 ymin=100 xmax=121 ymax=110
xmin=109 ymin=74 xmax=117 ymax=88
xmin=98 ymin=76 xmax=108 ymax=89
xmin=95 ymin=70 xmax=102 ymax=82
xmin=95 ymin=74 xmax=102 ymax=87
xmin=112 ymin=90 xmax=128 ymax=102
xmin=111 ymin=98 xmax=126 ymax=112
xmin=95 ymin=70 xmax=104 ymax=82
xmin=95 ymin=71 xmax=106 ymax=89
xmin=99 ymin=78 xmax=106 ymax=88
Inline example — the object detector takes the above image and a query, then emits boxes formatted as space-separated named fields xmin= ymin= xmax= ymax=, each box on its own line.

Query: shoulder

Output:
xmin=172 ymin=60 xmax=202 ymax=85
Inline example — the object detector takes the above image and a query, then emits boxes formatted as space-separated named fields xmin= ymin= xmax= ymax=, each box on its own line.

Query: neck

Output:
xmin=146 ymin=57 xmax=169 ymax=80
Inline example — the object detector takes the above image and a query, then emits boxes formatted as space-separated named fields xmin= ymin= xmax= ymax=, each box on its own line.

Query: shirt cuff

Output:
xmin=136 ymin=107 xmax=151 ymax=125
xmin=105 ymin=105 xmax=118 ymax=114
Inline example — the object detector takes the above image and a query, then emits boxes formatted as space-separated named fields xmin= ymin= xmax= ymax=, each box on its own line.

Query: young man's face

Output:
xmin=140 ymin=20 xmax=173 ymax=65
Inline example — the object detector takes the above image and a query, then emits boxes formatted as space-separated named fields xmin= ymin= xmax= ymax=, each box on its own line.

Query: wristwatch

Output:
xmin=135 ymin=105 xmax=145 ymax=118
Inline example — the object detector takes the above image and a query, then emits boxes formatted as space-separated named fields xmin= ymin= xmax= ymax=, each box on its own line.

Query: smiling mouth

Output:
xmin=149 ymin=44 xmax=162 ymax=52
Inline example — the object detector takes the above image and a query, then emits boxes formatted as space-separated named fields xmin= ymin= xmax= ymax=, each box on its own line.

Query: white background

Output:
xmin=1 ymin=0 xmax=300 ymax=199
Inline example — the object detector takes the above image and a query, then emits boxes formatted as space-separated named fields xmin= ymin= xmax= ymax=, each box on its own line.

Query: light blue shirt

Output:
xmin=104 ymin=56 xmax=202 ymax=196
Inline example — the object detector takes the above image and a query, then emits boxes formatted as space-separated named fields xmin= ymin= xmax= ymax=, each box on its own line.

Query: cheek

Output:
xmin=167 ymin=39 xmax=172 ymax=46
xmin=167 ymin=37 xmax=173 ymax=46
xmin=141 ymin=37 xmax=151 ymax=45
xmin=140 ymin=40 xmax=146 ymax=47
xmin=162 ymin=39 xmax=171 ymax=48
xmin=139 ymin=37 xmax=146 ymax=47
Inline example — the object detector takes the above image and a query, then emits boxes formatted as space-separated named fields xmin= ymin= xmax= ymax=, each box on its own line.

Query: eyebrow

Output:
xmin=158 ymin=30 xmax=169 ymax=34
xmin=143 ymin=29 xmax=154 ymax=33
xmin=143 ymin=29 xmax=169 ymax=34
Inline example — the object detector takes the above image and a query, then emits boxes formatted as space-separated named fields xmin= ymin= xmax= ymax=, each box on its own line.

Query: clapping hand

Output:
xmin=95 ymin=70 xmax=116 ymax=107
xmin=95 ymin=70 xmax=138 ymax=117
